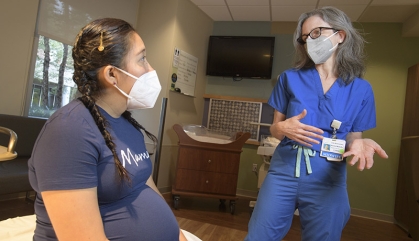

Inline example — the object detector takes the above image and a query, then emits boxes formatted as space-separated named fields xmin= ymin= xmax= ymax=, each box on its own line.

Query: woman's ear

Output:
xmin=338 ymin=30 xmax=346 ymax=43
xmin=100 ymin=66 xmax=118 ymax=86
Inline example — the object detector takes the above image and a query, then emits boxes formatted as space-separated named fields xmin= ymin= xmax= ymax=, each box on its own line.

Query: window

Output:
xmin=28 ymin=35 xmax=77 ymax=118
xmin=26 ymin=0 xmax=139 ymax=118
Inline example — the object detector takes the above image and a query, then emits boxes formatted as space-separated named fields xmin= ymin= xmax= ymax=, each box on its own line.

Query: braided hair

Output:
xmin=72 ymin=18 xmax=157 ymax=184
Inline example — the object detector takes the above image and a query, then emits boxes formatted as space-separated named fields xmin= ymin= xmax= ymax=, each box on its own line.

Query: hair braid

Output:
xmin=78 ymin=94 xmax=131 ymax=184
xmin=122 ymin=111 xmax=158 ymax=154
xmin=72 ymin=18 xmax=137 ymax=184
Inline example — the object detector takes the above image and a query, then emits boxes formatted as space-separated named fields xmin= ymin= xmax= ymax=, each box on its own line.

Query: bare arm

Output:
xmin=269 ymin=109 xmax=324 ymax=147
xmin=269 ymin=110 xmax=286 ymax=141
xmin=42 ymin=187 xmax=108 ymax=241
xmin=344 ymin=132 xmax=388 ymax=171
xmin=345 ymin=132 xmax=363 ymax=148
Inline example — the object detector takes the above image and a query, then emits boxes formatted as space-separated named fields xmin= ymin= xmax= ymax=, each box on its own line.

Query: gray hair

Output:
xmin=293 ymin=6 xmax=366 ymax=84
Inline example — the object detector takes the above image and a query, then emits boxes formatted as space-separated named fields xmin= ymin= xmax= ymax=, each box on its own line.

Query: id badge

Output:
xmin=320 ymin=137 xmax=346 ymax=161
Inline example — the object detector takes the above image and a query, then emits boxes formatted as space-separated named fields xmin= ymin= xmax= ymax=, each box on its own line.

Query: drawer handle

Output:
xmin=208 ymin=159 xmax=211 ymax=163
xmin=206 ymin=180 xmax=209 ymax=184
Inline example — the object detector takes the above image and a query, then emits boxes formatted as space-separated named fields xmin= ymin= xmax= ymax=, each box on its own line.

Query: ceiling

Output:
xmin=189 ymin=0 xmax=419 ymax=36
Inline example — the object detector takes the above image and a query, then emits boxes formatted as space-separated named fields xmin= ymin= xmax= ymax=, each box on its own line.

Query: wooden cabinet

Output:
xmin=394 ymin=63 xmax=419 ymax=231
xmin=171 ymin=124 xmax=250 ymax=214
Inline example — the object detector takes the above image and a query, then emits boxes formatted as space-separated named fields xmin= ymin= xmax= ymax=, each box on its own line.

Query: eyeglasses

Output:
xmin=297 ymin=27 xmax=338 ymax=45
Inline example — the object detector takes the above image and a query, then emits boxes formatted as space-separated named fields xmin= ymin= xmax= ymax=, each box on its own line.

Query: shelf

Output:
xmin=170 ymin=90 xmax=195 ymax=98
xmin=203 ymin=94 xmax=268 ymax=103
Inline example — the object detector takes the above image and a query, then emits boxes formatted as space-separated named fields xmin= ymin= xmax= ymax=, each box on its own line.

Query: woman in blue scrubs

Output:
xmin=245 ymin=7 xmax=388 ymax=241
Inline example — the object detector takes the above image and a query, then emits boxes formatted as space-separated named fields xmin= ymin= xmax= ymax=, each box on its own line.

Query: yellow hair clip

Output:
xmin=98 ymin=32 xmax=104 ymax=51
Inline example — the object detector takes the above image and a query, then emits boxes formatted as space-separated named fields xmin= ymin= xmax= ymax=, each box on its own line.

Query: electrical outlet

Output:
xmin=252 ymin=163 xmax=258 ymax=172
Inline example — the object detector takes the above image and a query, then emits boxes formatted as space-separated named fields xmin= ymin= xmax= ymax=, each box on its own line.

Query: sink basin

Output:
xmin=257 ymin=146 xmax=276 ymax=156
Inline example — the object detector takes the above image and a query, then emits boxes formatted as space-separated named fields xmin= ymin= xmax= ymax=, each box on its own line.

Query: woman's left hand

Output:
xmin=343 ymin=138 xmax=388 ymax=171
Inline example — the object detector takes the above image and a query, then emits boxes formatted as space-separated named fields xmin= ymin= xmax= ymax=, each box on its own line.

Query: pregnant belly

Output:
xmin=100 ymin=187 xmax=179 ymax=241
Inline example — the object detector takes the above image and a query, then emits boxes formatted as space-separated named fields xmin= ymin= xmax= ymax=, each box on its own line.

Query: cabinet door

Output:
xmin=175 ymin=169 xmax=238 ymax=195
xmin=395 ymin=63 xmax=419 ymax=229
xmin=177 ymin=147 xmax=240 ymax=174
xmin=402 ymin=64 xmax=419 ymax=137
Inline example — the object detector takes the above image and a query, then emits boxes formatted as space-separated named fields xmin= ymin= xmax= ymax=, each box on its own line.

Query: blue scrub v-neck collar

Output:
xmin=311 ymin=67 xmax=338 ymax=99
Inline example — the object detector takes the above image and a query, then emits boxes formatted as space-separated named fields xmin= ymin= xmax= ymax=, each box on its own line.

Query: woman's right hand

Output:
xmin=270 ymin=109 xmax=324 ymax=147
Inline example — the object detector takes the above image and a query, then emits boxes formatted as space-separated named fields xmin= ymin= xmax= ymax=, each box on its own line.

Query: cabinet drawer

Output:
xmin=177 ymin=147 xmax=240 ymax=174
xmin=175 ymin=169 xmax=238 ymax=195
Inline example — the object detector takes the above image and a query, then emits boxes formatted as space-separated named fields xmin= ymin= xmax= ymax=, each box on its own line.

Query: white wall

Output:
xmin=136 ymin=0 xmax=213 ymax=189
xmin=0 ymin=0 xmax=39 ymax=115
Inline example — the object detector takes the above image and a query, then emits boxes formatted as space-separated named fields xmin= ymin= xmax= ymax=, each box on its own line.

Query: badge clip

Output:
xmin=330 ymin=119 xmax=342 ymax=139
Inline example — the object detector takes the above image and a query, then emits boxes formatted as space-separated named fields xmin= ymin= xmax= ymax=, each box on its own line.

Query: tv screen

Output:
xmin=206 ymin=36 xmax=275 ymax=79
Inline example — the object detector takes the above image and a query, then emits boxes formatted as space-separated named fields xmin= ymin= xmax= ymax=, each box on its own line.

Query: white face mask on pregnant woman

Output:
xmin=113 ymin=67 xmax=161 ymax=110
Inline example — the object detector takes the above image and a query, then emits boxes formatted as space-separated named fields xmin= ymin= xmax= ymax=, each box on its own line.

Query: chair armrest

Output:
xmin=0 ymin=126 xmax=18 ymax=161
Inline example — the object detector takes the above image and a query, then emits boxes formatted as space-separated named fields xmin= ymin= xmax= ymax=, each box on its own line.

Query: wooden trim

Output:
xmin=401 ymin=135 xmax=419 ymax=140
xmin=171 ymin=188 xmax=239 ymax=200
xmin=235 ymin=189 xmax=258 ymax=198
xmin=203 ymin=94 xmax=268 ymax=103
xmin=350 ymin=208 xmax=395 ymax=224
xmin=246 ymin=140 xmax=260 ymax=146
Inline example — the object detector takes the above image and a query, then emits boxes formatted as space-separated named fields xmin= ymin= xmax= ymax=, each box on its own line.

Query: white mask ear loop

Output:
xmin=114 ymin=66 xmax=139 ymax=80
xmin=112 ymin=66 xmax=137 ymax=99
xmin=323 ymin=30 xmax=339 ymax=41
xmin=325 ymin=31 xmax=339 ymax=52
xmin=114 ymin=83 xmax=133 ymax=99
xmin=329 ymin=43 xmax=339 ymax=52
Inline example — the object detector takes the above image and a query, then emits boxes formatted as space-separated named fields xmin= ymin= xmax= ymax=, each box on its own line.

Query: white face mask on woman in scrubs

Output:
xmin=306 ymin=31 xmax=339 ymax=64
xmin=112 ymin=67 xmax=161 ymax=110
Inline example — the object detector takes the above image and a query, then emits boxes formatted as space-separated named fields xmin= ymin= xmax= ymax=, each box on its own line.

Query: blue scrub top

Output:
xmin=268 ymin=67 xmax=376 ymax=152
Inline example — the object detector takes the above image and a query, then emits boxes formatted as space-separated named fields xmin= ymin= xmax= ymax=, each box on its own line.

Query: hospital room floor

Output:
xmin=0 ymin=193 xmax=412 ymax=241
xmin=163 ymin=194 xmax=412 ymax=241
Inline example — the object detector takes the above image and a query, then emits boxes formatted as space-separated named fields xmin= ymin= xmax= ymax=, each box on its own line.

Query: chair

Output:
xmin=401 ymin=136 xmax=419 ymax=240
xmin=0 ymin=126 xmax=18 ymax=161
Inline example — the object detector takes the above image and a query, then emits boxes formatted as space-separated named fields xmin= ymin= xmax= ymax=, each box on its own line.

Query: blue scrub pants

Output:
xmin=245 ymin=145 xmax=350 ymax=241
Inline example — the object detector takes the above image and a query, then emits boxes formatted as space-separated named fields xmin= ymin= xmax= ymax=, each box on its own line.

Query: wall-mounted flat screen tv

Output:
xmin=206 ymin=36 xmax=275 ymax=80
